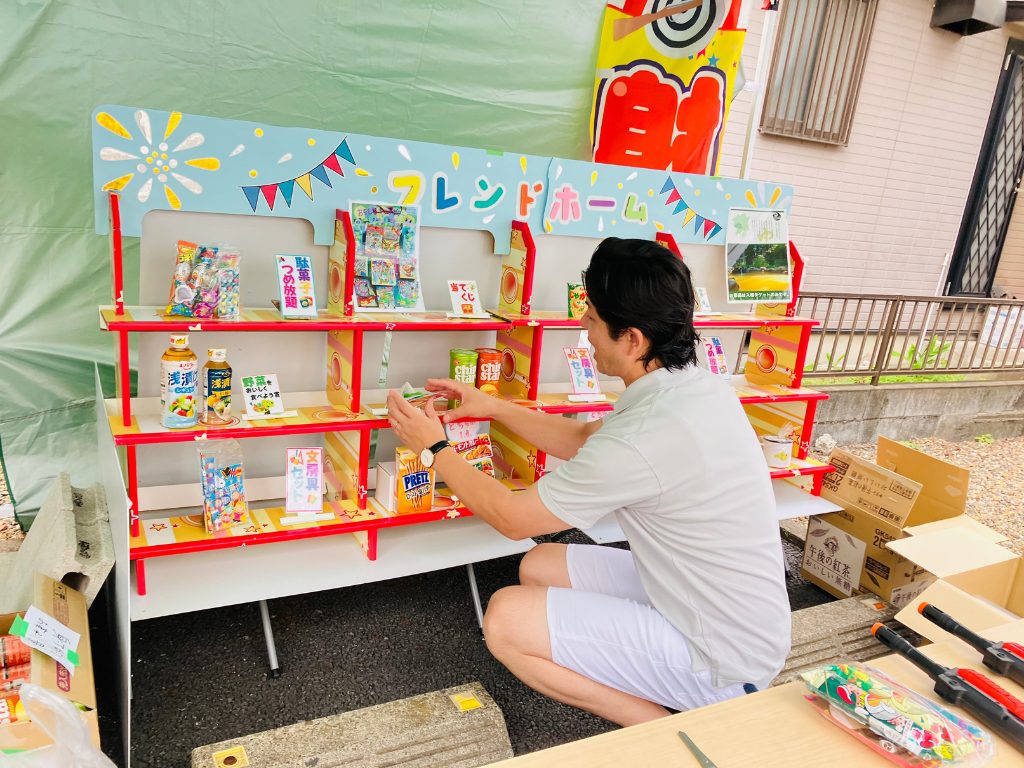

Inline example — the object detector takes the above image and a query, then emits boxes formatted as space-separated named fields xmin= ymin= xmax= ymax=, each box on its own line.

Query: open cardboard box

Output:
xmin=801 ymin=436 xmax=970 ymax=607
xmin=0 ymin=574 xmax=99 ymax=752
xmin=891 ymin=523 xmax=1024 ymax=647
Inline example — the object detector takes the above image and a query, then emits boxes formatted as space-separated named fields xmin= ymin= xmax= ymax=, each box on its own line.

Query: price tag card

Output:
xmin=276 ymin=254 xmax=318 ymax=318
xmin=563 ymin=347 xmax=604 ymax=400
xmin=241 ymin=374 xmax=287 ymax=418
xmin=10 ymin=606 xmax=81 ymax=672
xmin=285 ymin=448 xmax=323 ymax=514
xmin=446 ymin=279 xmax=489 ymax=318
xmin=695 ymin=286 xmax=713 ymax=313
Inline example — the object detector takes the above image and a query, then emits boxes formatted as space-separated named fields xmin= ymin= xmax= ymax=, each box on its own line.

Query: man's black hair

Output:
xmin=582 ymin=237 xmax=699 ymax=371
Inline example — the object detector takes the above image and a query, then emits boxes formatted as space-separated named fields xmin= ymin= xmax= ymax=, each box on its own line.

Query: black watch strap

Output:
xmin=428 ymin=439 xmax=451 ymax=456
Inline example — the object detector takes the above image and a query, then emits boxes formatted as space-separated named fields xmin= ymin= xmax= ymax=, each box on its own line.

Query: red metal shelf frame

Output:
xmin=101 ymin=195 xmax=834 ymax=587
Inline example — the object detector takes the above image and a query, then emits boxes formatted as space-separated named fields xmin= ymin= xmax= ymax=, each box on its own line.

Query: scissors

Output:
xmin=678 ymin=730 xmax=718 ymax=768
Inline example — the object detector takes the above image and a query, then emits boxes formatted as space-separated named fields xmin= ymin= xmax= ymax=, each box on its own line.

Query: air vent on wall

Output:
xmin=931 ymin=0 xmax=1006 ymax=35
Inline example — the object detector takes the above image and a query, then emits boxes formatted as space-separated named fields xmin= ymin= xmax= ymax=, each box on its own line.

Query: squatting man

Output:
xmin=387 ymin=237 xmax=790 ymax=725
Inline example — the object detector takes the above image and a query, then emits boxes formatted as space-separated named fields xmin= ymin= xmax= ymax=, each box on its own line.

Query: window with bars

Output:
xmin=760 ymin=0 xmax=879 ymax=146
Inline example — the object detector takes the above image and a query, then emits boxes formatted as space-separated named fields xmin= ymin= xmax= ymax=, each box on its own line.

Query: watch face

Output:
xmin=420 ymin=447 xmax=434 ymax=468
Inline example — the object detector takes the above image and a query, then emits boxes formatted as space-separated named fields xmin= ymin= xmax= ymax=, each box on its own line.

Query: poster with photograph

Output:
xmin=725 ymin=209 xmax=792 ymax=304
xmin=349 ymin=202 xmax=423 ymax=312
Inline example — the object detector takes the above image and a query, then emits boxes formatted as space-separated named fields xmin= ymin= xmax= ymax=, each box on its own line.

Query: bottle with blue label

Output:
xmin=200 ymin=348 xmax=232 ymax=425
xmin=160 ymin=334 xmax=199 ymax=428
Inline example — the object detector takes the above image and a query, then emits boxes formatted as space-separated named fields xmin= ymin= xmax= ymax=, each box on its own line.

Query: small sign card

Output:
xmin=563 ymin=347 xmax=605 ymax=402
xmin=446 ymin=279 xmax=490 ymax=318
xmin=276 ymin=254 xmax=318 ymax=318
xmin=694 ymin=286 xmax=717 ymax=314
xmin=700 ymin=336 xmax=731 ymax=378
xmin=241 ymin=374 xmax=296 ymax=420
xmin=282 ymin=447 xmax=332 ymax=524
xmin=10 ymin=606 xmax=81 ymax=673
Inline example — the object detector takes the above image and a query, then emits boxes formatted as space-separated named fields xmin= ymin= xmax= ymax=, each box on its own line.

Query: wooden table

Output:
xmin=486 ymin=619 xmax=1024 ymax=767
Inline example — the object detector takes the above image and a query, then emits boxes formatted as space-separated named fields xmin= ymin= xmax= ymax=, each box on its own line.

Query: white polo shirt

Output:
xmin=537 ymin=365 xmax=791 ymax=689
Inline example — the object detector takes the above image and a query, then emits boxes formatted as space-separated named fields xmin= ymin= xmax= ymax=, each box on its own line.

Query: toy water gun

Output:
xmin=871 ymin=622 xmax=1024 ymax=751
xmin=919 ymin=602 xmax=1024 ymax=687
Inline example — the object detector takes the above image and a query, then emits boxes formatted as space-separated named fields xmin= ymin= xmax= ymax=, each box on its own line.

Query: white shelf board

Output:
xmin=772 ymin=480 xmax=843 ymax=520
xmin=581 ymin=480 xmax=844 ymax=545
xmin=131 ymin=515 xmax=534 ymax=621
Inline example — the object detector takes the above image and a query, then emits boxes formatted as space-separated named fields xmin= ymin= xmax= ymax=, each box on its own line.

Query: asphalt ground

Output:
xmin=110 ymin=533 xmax=832 ymax=768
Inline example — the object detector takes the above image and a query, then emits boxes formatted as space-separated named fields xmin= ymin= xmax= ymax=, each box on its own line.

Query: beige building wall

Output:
xmin=996 ymin=196 xmax=1024 ymax=298
xmin=716 ymin=0 xmax=1017 ymax=296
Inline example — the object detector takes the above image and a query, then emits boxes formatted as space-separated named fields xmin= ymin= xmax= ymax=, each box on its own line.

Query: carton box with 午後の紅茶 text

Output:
xmin=800 ymin=437 xmax=970 ymax=607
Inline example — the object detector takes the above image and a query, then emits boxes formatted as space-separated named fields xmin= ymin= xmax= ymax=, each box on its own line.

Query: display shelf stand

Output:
xmin=127 ymin=515 xmax=535 ymax=620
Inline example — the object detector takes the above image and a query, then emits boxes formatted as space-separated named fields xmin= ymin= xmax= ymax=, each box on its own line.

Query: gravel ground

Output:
xmin=816 ymin=435 xmax=1024 ymax=553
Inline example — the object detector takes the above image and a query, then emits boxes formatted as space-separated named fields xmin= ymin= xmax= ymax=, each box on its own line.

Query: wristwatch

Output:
xmin=420 ymin=439 xmax=451 ymax=468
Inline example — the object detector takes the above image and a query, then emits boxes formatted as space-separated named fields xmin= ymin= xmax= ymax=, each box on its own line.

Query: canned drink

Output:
xmin=475 ymin=348 xmax=502 ymax=395
xmin=449 ymin=349 xmax=479 ymax=409
xmin=0 ymin=636 xmax=29 ymax=670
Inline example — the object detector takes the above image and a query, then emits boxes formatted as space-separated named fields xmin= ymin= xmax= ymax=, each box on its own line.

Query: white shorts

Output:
xmin=546 ymin=544 xmax=748 ymax=712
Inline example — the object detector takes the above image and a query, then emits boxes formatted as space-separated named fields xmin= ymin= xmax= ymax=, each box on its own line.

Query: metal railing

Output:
xmin=797 ymin=292 xmax=1024 ymax=384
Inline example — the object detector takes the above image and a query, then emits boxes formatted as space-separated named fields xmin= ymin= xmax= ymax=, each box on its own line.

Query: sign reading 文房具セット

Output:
xmin=92 ymin=106 xmax=793 ymax=252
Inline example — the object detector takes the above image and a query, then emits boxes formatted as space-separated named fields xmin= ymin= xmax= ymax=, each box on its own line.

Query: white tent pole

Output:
xmin=740 ymin=4 xmax=780 ymax=179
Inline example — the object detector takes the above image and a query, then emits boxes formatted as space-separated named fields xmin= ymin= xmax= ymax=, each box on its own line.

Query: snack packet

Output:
xmin=165 ymin=240 xmax=199 ymax=316
xmin=216 ymin=247 xmax=241 ymax=320
xmin=189 ymin=245 xmax=220 ymax=318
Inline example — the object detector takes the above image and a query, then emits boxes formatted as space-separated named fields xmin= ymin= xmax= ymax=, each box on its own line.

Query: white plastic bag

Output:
xmin=0 ymin=684 xmax=115 ymax=768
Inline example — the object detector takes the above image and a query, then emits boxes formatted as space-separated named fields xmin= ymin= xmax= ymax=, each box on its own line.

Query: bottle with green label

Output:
xmin=200 ymin=348 xmax=232 ymax=425
xmin=160 ymin=335 xmax=199 ymax=428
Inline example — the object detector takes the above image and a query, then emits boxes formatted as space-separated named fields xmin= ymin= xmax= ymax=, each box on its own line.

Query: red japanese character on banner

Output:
xmin=594 ymin=64 xmax=725 ymax=174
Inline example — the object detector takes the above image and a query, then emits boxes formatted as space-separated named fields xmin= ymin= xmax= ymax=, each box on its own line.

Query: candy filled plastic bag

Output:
xmin=164 ymin=240 xmax=198 ymax=316
xmin=0 ymin=684 xmax=116 ymax=768
xmin=189 ymin=245 xmax=220 ymax=318
xmin=216 ymin=247 xmax=241 ymax=320
xmin=801 ymin=661 xmax=994 ymax=766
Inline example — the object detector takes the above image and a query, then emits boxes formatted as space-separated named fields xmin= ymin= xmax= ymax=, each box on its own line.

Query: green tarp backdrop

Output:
xmin=0 ymin=0 xmax=605 ymax=520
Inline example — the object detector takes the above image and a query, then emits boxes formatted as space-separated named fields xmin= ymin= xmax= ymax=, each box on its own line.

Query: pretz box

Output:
xmin=801 ymin=437 xmax=969 ymax=607
xmin=395 ymin=447 xmax=435 ymax=514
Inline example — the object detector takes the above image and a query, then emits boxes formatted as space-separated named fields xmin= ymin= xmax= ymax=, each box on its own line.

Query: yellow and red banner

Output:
xmin=592 ymin=0 xmax=745 ymax=175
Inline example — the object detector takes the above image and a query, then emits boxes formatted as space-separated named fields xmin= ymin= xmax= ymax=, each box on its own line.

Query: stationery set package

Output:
xmin=164 ymin=240 xmax=241 ymax=319
xmin=197 ymin=439 xmax=250 ymax=533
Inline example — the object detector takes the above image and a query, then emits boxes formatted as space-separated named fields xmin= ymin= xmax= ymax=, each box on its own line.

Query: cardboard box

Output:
xmin=374 ymin=461 xmax=396 ymax=512
xmin=889 ymin=519 xmax=1024 ymax=653
xmin=801 ymin=437 xmax=970 ymax=606
xmin=0 ymin=574 xmax=99 ymax=751
xmin=395 ymin=447 xmax=435 ymax=514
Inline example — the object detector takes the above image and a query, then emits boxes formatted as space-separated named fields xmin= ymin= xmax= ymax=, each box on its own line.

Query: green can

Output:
xmin=449 ymin=348 xmax=479 ymax=409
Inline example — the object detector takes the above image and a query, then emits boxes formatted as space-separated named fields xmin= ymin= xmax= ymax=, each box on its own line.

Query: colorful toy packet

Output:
xmin=197 ymin=439 xmax=250 ymax=533
xmin=801 ymin=662 xmax=994 ymax=766
xmin=350 ymin=202 xmax=422 ymax=311
xmin=164 ymin=240 xmax=242 ymax=319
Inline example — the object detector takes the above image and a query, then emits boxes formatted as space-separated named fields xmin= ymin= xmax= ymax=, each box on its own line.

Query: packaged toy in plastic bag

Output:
xmin=197 ymin=439 xmax=249 ymax=533
xmin=801 ymin=661 xmax=994 ymax=766
xmin=0 ymin=684 xmax=116 ymax=768
xmin=216 ymin=247 xmax=241 ymax=320
xmin=164 ymin=240 xmax=198 ymax=316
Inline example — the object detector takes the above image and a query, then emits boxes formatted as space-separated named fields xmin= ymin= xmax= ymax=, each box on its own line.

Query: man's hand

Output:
xmin=425 ymin=378 xmax=498 ymax=423
xmin=387 ymin=390 xmax=447 ymax=453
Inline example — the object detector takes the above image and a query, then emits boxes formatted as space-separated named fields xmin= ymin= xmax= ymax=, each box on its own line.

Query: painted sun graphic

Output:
xmin=97 ymin=109 xmax=220 ymax=209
